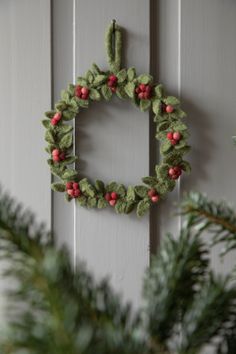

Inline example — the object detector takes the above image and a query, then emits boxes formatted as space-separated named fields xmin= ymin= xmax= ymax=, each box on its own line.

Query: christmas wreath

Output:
xmin=42 ymin=21 xmax=191 ymax=217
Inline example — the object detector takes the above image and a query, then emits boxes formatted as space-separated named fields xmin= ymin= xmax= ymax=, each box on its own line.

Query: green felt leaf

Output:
xmin=127 ymin=67 xmax=136 ymax=81
xmin=152 ymin=99 xmax=162 ymax=115
xmin=175 ymin=108 xmax=187 ymax=118
xmin=134 ymin=185 xmax=149 ymax=198
xmin=137 ymin=199 xmax=150 ymax=217
xmin=93 ymin=74 xmax=107 ymax=86
xmin=164 ymin=96 xmax=180 ymax=106
xmin=77 ymin=196 xmax=87 ymax=207
xmin=60 ymin=156 xmax=77 ymax=166
xmin=154 ymin=84 xmax=164 ymax=98
xmin=142 ymin=176 xmax=158 ymax=187
xmin=91 ymin=63 xmax=101 ymax=75
xmin=51 ymin=183 xmax=66 ymax=192
xmin=61 ymin=169 xmax=78 ymax=180
xmin=116 ymin=86 xmax=127 ymax=99
xmin=87 ymin=197 xmax=97 ymax=208
xmin=181 ymin=160 xmax=191 ymax=173
xmin=77 ymin=98 xmax=89 ymax=108
xmin=62 ymin=110 xmax=76 ymax=121
xmin=89 ymin=88 xmax=101 ymax=101
xmin=117 ymin=184 xmax=126 ymax=197
xmin=115 ymin=200 xmax=126 ymax=214
xmin=101 ymin=84 xmax=112 ymax=100
xmin=107 ymin=181 xmax=119 ymax=193
xmin=67 ymin=84 xmax=75 ymax=96
xmin=161 ymin=140 xmax=172 ymax=154
xmin=156 ymin=164 xmax=169 ymax=179
xmin=171 ymin=122 xmax=187 ymax=131
xmin=86 ymin=70 xmax=94 ymax=83
xmin=126 ymin=186 xmax=136 ymax=202
xmin=117 ymin=69 xmax=127 ymax=83
xmin=124 ymin=82 xmax=135 ymax=98
xmin=157 ymin=121 xmax=171 ymax=132
xmin=61 ymin=90 xmax=70 ymax=103
xmin=59 ymin=133 xmax=72 ymax=150
xmin=45 ymin=130 xmax=55 ymax=144
xmin=45 ymin=110 xmax=56 ymax=118
xmin=55 ymin=101 xmax=67 ymax=111
xmin=76 ymin=77 xmax=87 ymax=86
xmin=138 ymin=74 xmax=152 ymax=84
xmin=57 ymin=125 xmax=73 ymax=136
xmin=42 ymin=120 xmax=51 ymax=129
xmin=97 ymin=198 xmax=107 ymax=209
xmin=79 ymin=178 xmax=95 ymax=197
xmin=95 ymin=180 xmax=105 ymax=193
xmin=140 ymin=99 xmax=151 ymax=112
xmin=125 ymin=201 xmax=136 ymax=214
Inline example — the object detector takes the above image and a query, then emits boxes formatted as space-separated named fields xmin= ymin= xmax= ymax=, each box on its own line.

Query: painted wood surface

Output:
xmin=0 ymin=0 xmax=51 ymax=320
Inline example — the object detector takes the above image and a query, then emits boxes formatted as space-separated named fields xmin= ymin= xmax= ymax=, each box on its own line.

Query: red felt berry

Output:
xmin=161 ymin=103 xmax=167 ymax=112
xmin=108 ymin=80 xmax=113 ymax=87
xmin=167 ymin=132 xmax=173 ymax=140
xmin=171 ymin=139 xmax=177 ymax=145
xmin=173 ymin=132 xmax=181 ymax=141
xmin=66 ymin=182 xmax=73 ymax=190
xmin=53 ymin=155 xmax=60 ymax=162
xmin=148 ymin=189 xmax=157 ymax=198
xmin=143 ymin=92 xmax=149 ymax=100
xmin=111 ymin=87 xmax=116 ymax=92
xmin=111 ymin=192 xmax=118 ymax=200
xmin=109 ymin=74 xmax=117 ymax=83
xmin=52 ymin=149 xmax=60 ymax=156
xmin=145 ymin=85 xmax=151 ymax=94
xmin=75 ymin=85 xmax=82 ymax=97
xmin=81 ymin=87 xmax=89 ymax=95
xmin=109 ymin=199 xmax=117 ymax=207
xmin=51 ymin=118 xmax=58 ymax=126
xmin=105 ymin=193 xmax=111 ymax=201
xmin=138 ymin=92 xmax=145 ymax=100
xmin=67 ymin=189 xmax=74 ymax=197
xmin=139 ymin=84 xmax=146 ymax=92
xmin=151 ymin=195 xmax=159 ymax=203
xmin=59 ymin=152 xmax=66 ymax=160
xmin=168 ymin=168 xmax=175 ymax=176
xmin=73 ymin=182 xmax=79 ymax=190
xmin=166 ymin=105 xmax=174 ymax=113
xmin=54 ymin=112 xmax=62 ymax=122
xmin=135 ymin=87 xmax=140 ymax=94
xmin=73 ymin=189 xmax=81 ymax=198
xmin=81 ymin=94 xmax=87 ymax=99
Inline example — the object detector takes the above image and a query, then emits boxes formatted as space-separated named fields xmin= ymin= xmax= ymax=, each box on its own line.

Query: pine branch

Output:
xmin=180 ymin=192 xmax=236 ymax=255
xmin=143 ymin=229 xmax=209 ymax=344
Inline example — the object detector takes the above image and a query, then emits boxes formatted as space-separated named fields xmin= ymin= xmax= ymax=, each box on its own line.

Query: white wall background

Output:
xmin=1 ymin=0 xmax=236 ymax=329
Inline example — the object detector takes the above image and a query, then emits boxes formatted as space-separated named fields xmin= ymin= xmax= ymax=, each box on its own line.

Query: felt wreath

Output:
xmin=42 ymin=21 xmax=191 ymax=217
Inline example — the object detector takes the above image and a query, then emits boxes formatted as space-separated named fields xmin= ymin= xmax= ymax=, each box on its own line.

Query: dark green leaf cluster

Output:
xmin=0 ymin=191 xmax=235 ymax=354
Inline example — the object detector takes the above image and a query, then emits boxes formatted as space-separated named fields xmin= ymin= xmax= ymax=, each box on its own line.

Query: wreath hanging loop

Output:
xmin=42 ymin=22 xmax=191 ymax=217
xmin=105 ymin=20 xmax=122 ymax=73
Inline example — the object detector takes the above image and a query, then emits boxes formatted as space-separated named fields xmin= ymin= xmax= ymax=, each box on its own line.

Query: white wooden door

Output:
xmin=1 ymin=0 xmax=236 ymax=316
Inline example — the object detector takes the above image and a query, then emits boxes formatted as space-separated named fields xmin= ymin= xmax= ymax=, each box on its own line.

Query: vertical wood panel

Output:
xmin=52 ymin=0 xmax=75 ymax=255
xmin=0 ymin=0 xmax=51 ymax=319
xmin=74 ymin=0 xmax=150 ymax=306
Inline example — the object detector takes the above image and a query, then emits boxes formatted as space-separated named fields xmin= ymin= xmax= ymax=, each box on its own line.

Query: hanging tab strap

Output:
xmin=105 ymin=20 xmax=122 ymax=73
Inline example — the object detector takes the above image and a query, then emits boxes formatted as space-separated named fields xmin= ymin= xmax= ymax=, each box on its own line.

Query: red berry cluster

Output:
xmin=66 ymin=182 xmax=81 ymax=198
xmin=75 ymin=85 xmax=90 ymax=100
xmin=51 ymin=112 xmax=62 ymax=126
xmin=135 ymin=84 xmax=152 ymax=100
xmin=166 ymin=131 xmax=182 ymax=145
xmin=162 ymin=103 xmax=174 ymax=114
xmin=107 ymin=74 xmax=118 ymax=92
xmin=105 ymin=192 xmax=118 ymax=206
xmin=52 ymin=149 xmax=65 ymax=162
xmin=147 ymin=189 xmax=159 ymax=203
xmin=168 ymin=166 xmax=182 ymax=180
